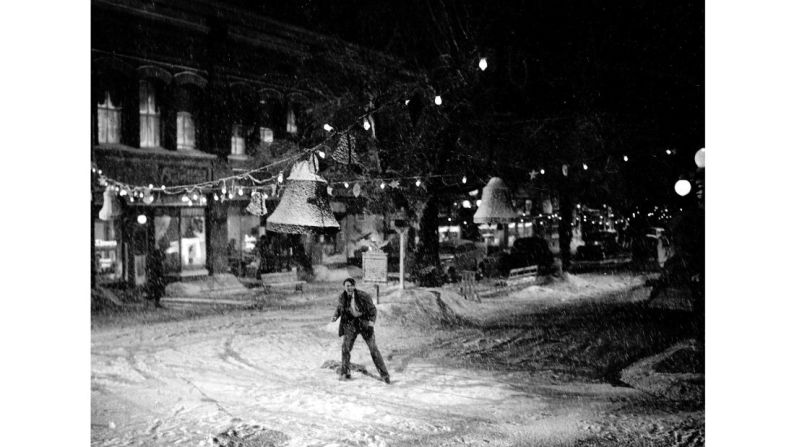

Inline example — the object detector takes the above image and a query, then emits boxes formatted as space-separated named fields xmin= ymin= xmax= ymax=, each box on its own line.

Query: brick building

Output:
xmin=91 ymin=0 xmax=412 ymax=288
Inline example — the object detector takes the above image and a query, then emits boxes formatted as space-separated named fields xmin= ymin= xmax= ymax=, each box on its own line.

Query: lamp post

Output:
xmin=392 ymin=209 xmax=410 ymax=290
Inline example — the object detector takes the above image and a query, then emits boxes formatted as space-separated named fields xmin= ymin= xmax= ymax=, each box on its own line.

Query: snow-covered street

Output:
xmin=91 ymin=274 xmax=704 ymax=446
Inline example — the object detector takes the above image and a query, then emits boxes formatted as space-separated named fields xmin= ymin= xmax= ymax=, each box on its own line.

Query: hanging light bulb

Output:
xmin=181 ymin=194 xmax=189 ymax=202
xmin=462 ymin=200 xmax=472 ymax=208
xmin=237 ymin=186 xmax=244 ymax=196
xmin=278 ymin=172 xmax=284 ymax=183
xmin=462 ymin=175 xmax=467 ymax=184
xmin=623 ymin=155 xmax=629 ymax=162
xmin=666 ymin=149 xmax=673 ymax=155
xmin=478 ymin=57 xmax=488 ymax=71
xmin=694 ymin=148 xmax=705 ymax=168
xmin=434 ymin=95 xmax=442 ymax=106
xmin=323 ymin=123 xmax=333 ymax=132
xmin=380 ymin=182 xmax=386 ymax=189
xmin=160 ymin=185 xmax=166 ymax=191
xmin=343 ymin=182 xmax=349 ymax=188
xmin=119 ymin=189 xmax=128 ymax=196
xmin=415 ymin=178 xmax=421 ymax=187
xmin=191 ymin=192 xmax=199 ymax=201
xmin=137 ymin=214 xmax=147 ymax=225
xmin=363 ymin=118 xmax=371 ymax=131
xmin=404 ymin=99 xmax=410 ymax=106
xmin=317 ymin=150 xmax=326 ymax=159
xmin=583 ymin=163 xmax=589 ymax=170
xmin=228 ymin=191 xmax=234 ymax=200
xmin=221 ymin=182 xmax=227 ymax=194
xmin=675 ymin=179 xmax=692 ymax=196
xmin=540 ymin=169 xmax=545 ymax=175
xmin=213 ymin=193 xmax=219 ymax=201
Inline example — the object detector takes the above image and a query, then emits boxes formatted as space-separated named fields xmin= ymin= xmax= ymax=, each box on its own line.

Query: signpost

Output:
xmin=362 ymin=248 xmax=388 ymax=303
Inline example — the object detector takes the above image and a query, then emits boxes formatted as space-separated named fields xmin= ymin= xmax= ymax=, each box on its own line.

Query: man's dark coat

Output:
xmin=332 ymin=289 xmax=377 ymax=337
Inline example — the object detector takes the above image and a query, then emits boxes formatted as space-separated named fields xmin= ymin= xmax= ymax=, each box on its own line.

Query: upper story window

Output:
xmin=231 ymin=124 xmax=245 ymax=155
xmin=139 ymin=80 xmax=160 ymax=148
xmin=177 ymin=111 xmax=196 ymax=151
xmin=97 ymin=91 xmax=121 ymax=144
xmin=286 ymin=104 xmax=298 ymax=135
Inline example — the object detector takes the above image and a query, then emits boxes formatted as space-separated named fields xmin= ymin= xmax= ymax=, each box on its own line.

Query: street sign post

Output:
xmin=363 ymin=248 xmax=388 ymax=303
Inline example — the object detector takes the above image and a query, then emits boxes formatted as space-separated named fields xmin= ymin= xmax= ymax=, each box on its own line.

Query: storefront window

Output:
xmin=154 ymin=210 xmax=181 ymax=274
xmin=94 ymin=219 xmax=122 ymax=283
xmin=226 ymin=206 xmax=260 ymax=277
xmin=154 ymin=207 xmax=207 ymax=274
xmin=180 ymin=208 xmax=206 ymax=269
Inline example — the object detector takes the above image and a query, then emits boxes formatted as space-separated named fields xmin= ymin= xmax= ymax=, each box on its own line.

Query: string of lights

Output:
xmin=92 ymin=52 xmax=700 ymax=205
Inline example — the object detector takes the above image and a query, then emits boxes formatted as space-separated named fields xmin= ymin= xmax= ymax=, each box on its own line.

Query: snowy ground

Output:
xmin=91 ymin=273 xmax=704 ymax=446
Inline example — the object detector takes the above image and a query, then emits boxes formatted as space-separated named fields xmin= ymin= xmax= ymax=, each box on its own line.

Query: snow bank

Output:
xmin=164 ymin=273 xmax=248 ymax=297
xmin=312 ymin=265 xmax=363 ymax=282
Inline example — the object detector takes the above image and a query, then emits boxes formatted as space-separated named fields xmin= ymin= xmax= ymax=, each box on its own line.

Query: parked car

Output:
xmin=576 ymin=231 xmax=622 ymax=260
xmin=480 ymin=237 xmax=555 ymax=278
xmin=439 ymin=239 xmax=486 ymax=282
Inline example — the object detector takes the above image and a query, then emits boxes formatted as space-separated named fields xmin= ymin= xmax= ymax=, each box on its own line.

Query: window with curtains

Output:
xmin=177 ymin=111 xmax=196 ymax=150
xmin=139 ymin=80 xmax=160 ymax=148
xmin=231 ymin=124 xmax=245 ymax=155
xmin=97 ymin=91 xmax=121 ymax=144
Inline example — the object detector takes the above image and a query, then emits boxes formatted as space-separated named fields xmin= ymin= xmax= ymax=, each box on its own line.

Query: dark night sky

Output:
xmin=230 ymin=0 xmax=705 ymax=206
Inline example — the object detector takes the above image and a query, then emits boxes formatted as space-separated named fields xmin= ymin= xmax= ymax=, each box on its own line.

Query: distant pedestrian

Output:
xmin=147 ymin=244 xmax=167 ymax=308
xmin=331 ymin=278 xmax=390 ymax=384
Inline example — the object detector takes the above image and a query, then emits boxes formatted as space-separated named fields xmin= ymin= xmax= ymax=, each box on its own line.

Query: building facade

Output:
xmin=91 ymin=0 xmax=411 ymax=289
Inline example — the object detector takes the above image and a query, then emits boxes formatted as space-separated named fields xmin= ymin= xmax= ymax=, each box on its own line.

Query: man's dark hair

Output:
xmin=343 ymin=278 xmax=356 ymax=286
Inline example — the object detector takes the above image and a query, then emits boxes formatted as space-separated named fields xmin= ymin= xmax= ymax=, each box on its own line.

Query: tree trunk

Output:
xmin=413 ymin=191 xmax=442 ymax=286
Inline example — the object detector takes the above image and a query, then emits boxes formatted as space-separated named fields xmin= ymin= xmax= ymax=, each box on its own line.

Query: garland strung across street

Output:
xmin=92 ymin=52 xmax=703 ymax=211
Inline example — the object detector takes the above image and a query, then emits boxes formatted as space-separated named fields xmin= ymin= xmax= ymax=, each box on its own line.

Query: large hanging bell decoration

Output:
xmin=266 ymin=159 xmax=340 ymax=234
xmin=99 ymin=186 xmax=122 ymax=221
xmin=473 ymin=177 xmax=518 ymax=224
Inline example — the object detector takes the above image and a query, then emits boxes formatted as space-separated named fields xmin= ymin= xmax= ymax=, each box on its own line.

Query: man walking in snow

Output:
xmin=331 ymin=278 xmax=391 ymax=384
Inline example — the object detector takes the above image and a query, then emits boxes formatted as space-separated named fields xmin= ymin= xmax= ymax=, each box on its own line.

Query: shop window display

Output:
xmin=154 ymin=207 xmax=207 ymax=274
xmin=226 ymin=206 xmax=259 ymax=277
xmin=94 ymin=219 xmax=122 ymax=282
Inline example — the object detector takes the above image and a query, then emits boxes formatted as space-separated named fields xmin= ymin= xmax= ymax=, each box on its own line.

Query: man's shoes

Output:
xmin=382 ymin=376 xmax=391 ymax=384
xmin=338 ymin=373 xmax=351 ymax=381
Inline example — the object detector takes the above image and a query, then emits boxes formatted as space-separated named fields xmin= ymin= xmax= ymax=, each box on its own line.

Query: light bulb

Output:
xmin=462 ymin=176 xmax=467 ymax=184
xmin=404 ymin=99 xmax=410 ymax=106
xmin=623 ymin=155 xmax=629 ymax=162
xmin=191 ymin=193 xmax=199 ymax=201
xmin=137 ymin=214 xmax=147 ymax=225
xmin=478 ymin=57 xmax=488 ymax=71
xmin=583 ymin=163 xmax=589 ymax=170
xmin=317 ymin=150 xmax=326 ymax=159
xmin=666 ymin=149 xmax=673 ymax=155
xmin=694 ymin=148 xmax=705 ymax=168
xmin=434 ymin=95 xmax=442 ymax=106
xmin=237 ymin=187 xmax=243 ymax=196
xmin=181 ymin=194 xmax=189 ymax=202
xmin=540 ymin=169 xmax=545 ymax=175
xmin=161 ymin=185 xmax=166 ymax=191
xmin=363 ymin=119 xmax=371 ymax=131
xmin=344 ymin=182 xmax=349 ymax=188
xmin=213 ymin=193 xmax=219 ymax=201
xmin=675 ymin=179 xmax=692 ymax=196
xmin=380 ymin=182 xmax=385 ymax=189
xmin=415 ymin=179 xmax=421 ymax=187
xmin=462 ymin=200 xmax=471 ymax=208
xmin=323 ymin=123 xmax=333 ymax=132
xmin=327 ymin=186 xmax=333 ymax=195
xmin=476 ymin=199 xmax=482 ymax=207
xmin=278 ymin=172 xmax=284 ymax=183
xmin=221 ymin=184 xmax=227 ymax=194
